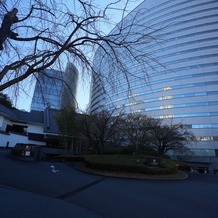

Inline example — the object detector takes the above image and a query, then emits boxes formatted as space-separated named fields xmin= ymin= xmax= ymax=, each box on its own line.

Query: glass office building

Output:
xmin=91 ymin=0 xmax=218 ymax=158
xmin=61 ymin=63 xmax=79 ymax=109
xmin=31 ymin=64 xmax=78 ymax=111
xmin=31 ymin=69 xmax=63 ymax=111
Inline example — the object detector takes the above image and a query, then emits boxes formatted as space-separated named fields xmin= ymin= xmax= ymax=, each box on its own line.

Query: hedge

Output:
xmin=84 ymin=155 xmax=176 ymax=175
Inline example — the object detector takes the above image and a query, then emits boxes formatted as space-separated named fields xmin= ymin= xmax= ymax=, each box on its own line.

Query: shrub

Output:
xmin=84 ymin=155 xmax=176 ymax=175
xmin=103 ymin=145 xmax=136 ymax=155
xmin=175 ymin=161 xmax=191 ymax=171
xmin=119 ymin=145 xmax=135 ymax=155
xmin=103 ymin=146 xmax=125 ymax=155
xmin=136 ymin=145 xmax=159 ymax=156
xmin=57 ymin=154 xmax=85 ymax=162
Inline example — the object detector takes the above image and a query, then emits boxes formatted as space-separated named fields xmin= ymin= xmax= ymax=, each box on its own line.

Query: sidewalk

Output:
xmin=0 ymin=185 xmax=101 ymax=218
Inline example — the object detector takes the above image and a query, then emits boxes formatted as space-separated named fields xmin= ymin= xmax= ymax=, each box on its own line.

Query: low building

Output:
xmin=0 ymin=104 xmax=59 ymax=148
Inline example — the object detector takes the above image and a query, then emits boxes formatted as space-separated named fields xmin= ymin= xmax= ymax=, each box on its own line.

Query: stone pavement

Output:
xmin=0 ymin=184 xmax=101 ymax=218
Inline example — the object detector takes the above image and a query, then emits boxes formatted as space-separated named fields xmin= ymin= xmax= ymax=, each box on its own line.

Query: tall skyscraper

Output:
xmin=31 ymin=69 xmax=63 ymax=111
xmin=31 ymin=63 xmax=78 ymax=111
xmin=91 ymin=0 xmax=218 ymax=159
xmin=61 ymin=62 xmax=79 ymax=109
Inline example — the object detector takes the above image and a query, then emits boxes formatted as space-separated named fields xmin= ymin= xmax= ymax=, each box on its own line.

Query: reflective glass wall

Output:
xmin=91 ymin=0 xmax=218 ymax=156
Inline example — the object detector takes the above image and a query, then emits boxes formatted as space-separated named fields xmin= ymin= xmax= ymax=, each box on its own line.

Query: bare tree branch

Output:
xmin=0 ymin=0 xmax=160 ymax=109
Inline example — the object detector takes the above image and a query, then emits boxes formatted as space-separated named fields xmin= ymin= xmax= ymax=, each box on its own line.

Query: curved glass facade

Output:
xmin=91 ymin=0 xmax=218 ymax=156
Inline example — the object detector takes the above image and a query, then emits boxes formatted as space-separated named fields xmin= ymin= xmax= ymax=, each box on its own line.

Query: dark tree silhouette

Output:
xmin=0 ymin=8 xmax=19 ymax=50
xmin=79 ymin=108 xmax=123 ymax=154
xmin=0 ymin=92 xmax=13 ymax=108
xmin=145 ymin=119 xmax=194 ymax=156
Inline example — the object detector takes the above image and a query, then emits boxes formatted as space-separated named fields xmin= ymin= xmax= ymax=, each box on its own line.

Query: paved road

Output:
xmin=0 ymin=150 xmax=218 ymax=218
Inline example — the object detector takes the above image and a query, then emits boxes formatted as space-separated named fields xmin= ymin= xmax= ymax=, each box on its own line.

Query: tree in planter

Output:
xmin=0 ymin=0 xmax=160 ymax=104
xmin=145 ymin=118 xmax=194 ymax=157
xmin=79 ymin=108 xmax=123 ymax=154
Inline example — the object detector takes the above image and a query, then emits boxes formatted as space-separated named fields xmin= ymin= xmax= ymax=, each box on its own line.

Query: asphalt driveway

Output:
xmin=0 ymin=150 xmax=218 ymax=218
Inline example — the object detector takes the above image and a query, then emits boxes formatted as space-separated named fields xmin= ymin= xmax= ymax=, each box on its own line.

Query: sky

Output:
xmin=12 ymin=0 xmax=144 ymax=112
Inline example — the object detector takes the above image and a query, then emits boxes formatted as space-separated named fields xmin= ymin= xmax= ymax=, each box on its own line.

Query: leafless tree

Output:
xmin=79 ymin=108 xmax=124 ymax=154
xmin=145 ymin=119 xmax=194 ymax=156
xmin=109 ymin=122 xmax=126 ymax=148
xmin=123 ymin=114 xmax=149 ymax=152
xmin=0 ymin=0 xmax=160 ymax=105
xmin=122 ymin=114 xmax=194 ymax=156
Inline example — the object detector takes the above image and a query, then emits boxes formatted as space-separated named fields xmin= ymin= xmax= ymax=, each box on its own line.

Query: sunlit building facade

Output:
xmin=91 ymin=0 xmax=218 ymax=160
